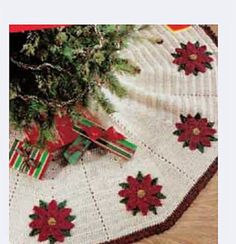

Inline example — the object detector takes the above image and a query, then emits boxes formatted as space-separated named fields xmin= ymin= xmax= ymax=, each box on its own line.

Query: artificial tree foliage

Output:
xmin=10 ymin=25 xmax=141 ymax=143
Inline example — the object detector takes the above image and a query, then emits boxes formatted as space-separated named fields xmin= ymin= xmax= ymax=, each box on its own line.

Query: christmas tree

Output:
xmin=10 ymin=25 xmax=141 ymax=144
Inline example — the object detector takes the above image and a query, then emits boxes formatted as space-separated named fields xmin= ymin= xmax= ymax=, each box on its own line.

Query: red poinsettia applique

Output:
xmin=29 ymin=200 xmax=75 ymax=243
xmin=171 ymin=41 xmax=214 ymax=75
xmin=118 ymin=172 xmax=166 ymax=216
xmin=173 ymin=113 xmax=217 ymax=153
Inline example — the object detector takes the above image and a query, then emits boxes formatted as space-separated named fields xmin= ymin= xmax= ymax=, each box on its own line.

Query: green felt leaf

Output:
xmin=183 ymin=141 xmax=189 ymax=148
xmin=208 ymin=122 xmax=215 ymax=127
xmin=149 ymin=205 xmax=157 ymax=215
xmin=178 ymin=64 xmax=185 ymax=72
xmin=29 ymin=214 xmax=38 ymax=220
xmin=156 ymin=192 xmax=166 ymax=199
xmin=193 ymin=69 xmax=198 ymax=76
xmin=119 ymin=183 xmax=130 ymax=189
xmin=58 ymin=200 xmax=67 ymax=209
xmin=151 ymin=178 xmax=158 ymax=185
xmin=171 ymin=53 xmax=181 ymax=58
xmin=49 ymin=236 xmax=57 ymax=244
xmin=29 ymin=229 xmax=40 ymax=236
xmin=120 ymin=198 xmax=129 ymax=204
xmin=195 ymin=41 xmax=200 ymax=48
xmin=180 ymin=43 xmax=186 ymax=49
xmin=132 ymin=208 xmax=139 ymax=216
xmin=66 ymin=215 xmax=76 ymax=222
xmin=194 ymin=113 xmax=201 ymax=120
xmin=205 ymin=51 xmax=213 ymax=55
xmin=173 ymin=130 xmax=181 ymax=136
xmin=209 ymin=136 xmax=218 ymax=141
xmin=180 ymin=114 xmax=187 ymax=123
xmin=137 ymin=171 xmax=144 ymax=182
xmin=197 ymin=144 xmax=204 ymax=153
xmin=39 ymin=200 xmax=47 ymax=209
xmin=205 ymin=62 xmax=213 ymax=69
xmin=61 ymin=230 xmax=71 ymax=237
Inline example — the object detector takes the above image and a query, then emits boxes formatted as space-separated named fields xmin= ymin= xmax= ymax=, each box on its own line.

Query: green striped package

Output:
xmin=9 ymin=139 xmax=51 ymax=180
xmin=63 ymin=136 xmax=92 ymax=164
xmin=72 ymin=117 xmax=137 ymax=160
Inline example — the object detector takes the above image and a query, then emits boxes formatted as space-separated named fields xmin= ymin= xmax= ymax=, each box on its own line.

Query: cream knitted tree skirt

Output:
xmin=9 ymin=25 xmax=218 ymax=244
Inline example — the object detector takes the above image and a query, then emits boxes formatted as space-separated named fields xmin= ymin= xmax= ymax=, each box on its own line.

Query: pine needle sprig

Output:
xmin=10 ymin=25 xmax=140 ymax=143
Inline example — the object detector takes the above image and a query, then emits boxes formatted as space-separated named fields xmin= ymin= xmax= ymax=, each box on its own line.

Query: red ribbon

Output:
xmin=16 ymin=144 xmax=39 ymax=169
xmin=9 ymin=25 xmax=71 ymax=33
xmin=166 ymin=25 xmax=191 ymax=31
xmin=81 ymin=125 xmax=126 ymax=142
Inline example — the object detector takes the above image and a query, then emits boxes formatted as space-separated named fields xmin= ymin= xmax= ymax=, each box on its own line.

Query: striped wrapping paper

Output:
xmin=9 ymin=139 xmax=51 ymax=180
xmin=73 ymin=117 xmax=137 ymax=160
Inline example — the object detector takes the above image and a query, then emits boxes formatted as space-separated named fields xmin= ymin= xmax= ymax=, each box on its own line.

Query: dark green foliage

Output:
xmin=39 ymin=200 xmax=47 ymax=209
xmin=136 ymin=171 xmax=144 ymax=182
xmin=173 ymin=130 xmax=181 ymax=136
xmin=151 ymin=177 xmax=158 ymax=185
xmin=61 ymin=230 xmax=71 ymax=237
xmin=119 ymin=182 xmax=130 ymax=189
xmin=29 ymin=214 xmax=38 ymax=220
xmin=132 ymin=207 xmax=139 ymax=216
xmin=49 ymin=236 xmax=57 ymax=244
xmin=171 ymin=53 xmax=181 ymax=58
xmin=197 ymin=143 xmax=204 ymax=153
xmin=29 ymin=229 xmax=40 ymax=236
xmin=10 ymin=25 xmax=140 ymax=143
xmin=66 ymin=215 xmax=76 ymax=222
xmin=58 ymin=200 xmax=67 ymax=209
xmin=156 ymin=192 xmax=166 ymax=199
xmin=208 ymin=122 xmax=215 ymax=128
xmin=120 ymin=198 xmax=129 ymax=204
xmin=149 ymin=205 xmax=157 ymax=215
xmin=194 ymin=113 xmax=201 ymax=120
xmin=180 ymin=43 xmax=186 ymax=49
xmin=180 ymin=114 xmax=187 ymax=123
xmin=195 ymin=41 xmax=200 ymax=48
xmin=183 ymin=141 xmax=189 ymax=148
xmin=209 ymin=136 xmax=218 ymax=141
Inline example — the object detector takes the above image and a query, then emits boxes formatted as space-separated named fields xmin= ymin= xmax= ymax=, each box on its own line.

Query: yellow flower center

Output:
xmin=192 ymin=127 xmax=201 ymax=136
xmin=137 ymin=189 xmax=146 ymax=198
xmin=47 ymin=217 xmax=57 ymax=226
xmin=189 ymin=54 xmax=198 ymax=61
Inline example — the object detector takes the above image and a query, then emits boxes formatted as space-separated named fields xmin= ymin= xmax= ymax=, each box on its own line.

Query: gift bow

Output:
xmin=16 ymin=144 xmax=39 ymax=171
xmin=81 ymin=125 xmax=126 ymax=142
xmin=63 ymin=117 xmax=137 ymax=164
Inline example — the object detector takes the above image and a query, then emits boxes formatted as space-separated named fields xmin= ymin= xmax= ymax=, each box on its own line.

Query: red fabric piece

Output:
xmin=81 ymin=125 xmax=126 ymax=142
xmin=119 ymin=173 xmax=164 ymax=216
xmin=24 ymin=115 xmax=78 ymax=152
xmin=29 ymin=200 xmax=74 ymax=242
xmin=9 ymin=25 xmax=70 ymax=33
xmin=46 ymin=115 xmax=78 ymax=152
xmin=24 ymin=124 xmax=40 ymax=145
xmin=81 ymin=125 xmax=104 ymax=141
xmin=24 ymin=109 xmax=101 ymax=152
xmin=104 ymin=127 xmax=126 ymax=141
xmin=175 ymin=114 xmax=217 ymax=150
xmin=167 ymin=25 xmax=191 ymax=31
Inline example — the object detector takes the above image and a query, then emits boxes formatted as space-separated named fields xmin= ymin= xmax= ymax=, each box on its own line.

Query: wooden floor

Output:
xmin=136 ymin=25 xmax=218 ymax=244
xmin=137 ymin=174 xmax=218 ymax=244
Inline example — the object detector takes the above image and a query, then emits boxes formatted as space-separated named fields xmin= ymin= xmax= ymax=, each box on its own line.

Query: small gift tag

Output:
xmin=63 ymin=136 xmax=92 ymax=165
xmin=9 ymin=139 xmax=51 ymax=180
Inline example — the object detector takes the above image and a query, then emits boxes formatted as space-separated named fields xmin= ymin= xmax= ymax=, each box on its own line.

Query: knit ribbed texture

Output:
xmin=9 ymin=25 xmax=217 ymax=244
